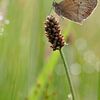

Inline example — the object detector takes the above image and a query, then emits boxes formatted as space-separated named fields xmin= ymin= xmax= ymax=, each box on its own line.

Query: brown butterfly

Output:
xmin=53 ymin=0 xmax=97 ymax=23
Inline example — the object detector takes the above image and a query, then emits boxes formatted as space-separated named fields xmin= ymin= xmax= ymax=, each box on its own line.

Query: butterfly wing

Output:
xmin=78 ymin=0 xmax=97 ymax=22
xmin=53 ymin=0 xmax=97 ymax=23
xmin=58 ymin=0 xmax=79 ymax=22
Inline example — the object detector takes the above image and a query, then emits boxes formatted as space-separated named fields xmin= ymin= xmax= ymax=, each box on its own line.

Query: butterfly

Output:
xmin=53 ymin=0 xmax=97 ymax=23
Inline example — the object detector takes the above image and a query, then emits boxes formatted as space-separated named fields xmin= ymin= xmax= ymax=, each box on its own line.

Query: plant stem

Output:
xmin=98 ymin=72 xmax=100 ymax=100
xmin=59 ymin=49 xmax=75 ymax=100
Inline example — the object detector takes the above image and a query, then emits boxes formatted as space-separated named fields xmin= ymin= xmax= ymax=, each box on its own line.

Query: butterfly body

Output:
xmin=53 ymin=0 xmax=97 ymax=23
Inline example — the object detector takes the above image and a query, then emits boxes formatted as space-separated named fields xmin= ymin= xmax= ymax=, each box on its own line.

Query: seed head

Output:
xmin=44 ymin=15 xmax=65 ymax=51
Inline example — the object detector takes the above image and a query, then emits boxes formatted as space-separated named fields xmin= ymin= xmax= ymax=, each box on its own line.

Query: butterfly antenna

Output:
xmin=48 ymin=6 xmax=53 ymax=15
xmin=48 ymin=0 xmax=56 ymax=15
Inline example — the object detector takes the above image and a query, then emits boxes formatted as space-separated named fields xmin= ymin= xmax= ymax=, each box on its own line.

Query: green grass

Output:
xmin=0 ymin=0 xmax=100 ymax=100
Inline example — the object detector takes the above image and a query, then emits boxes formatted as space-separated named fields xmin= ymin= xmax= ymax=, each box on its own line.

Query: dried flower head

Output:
xmin=44 ymin=15 xmax=65 ymax=51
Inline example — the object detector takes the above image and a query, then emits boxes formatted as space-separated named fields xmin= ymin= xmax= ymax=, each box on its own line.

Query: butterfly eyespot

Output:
xmin=79 ymin=2 xmax=82 ymax=4
xmin=82 ymin=14 xmax=85 ymax=17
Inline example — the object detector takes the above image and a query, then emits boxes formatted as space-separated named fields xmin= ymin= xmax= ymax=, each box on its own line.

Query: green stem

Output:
xmin=98 ymin=72 xmax=100 ymax=100
xmin=59 ymin=49 xmax=75 ymax=100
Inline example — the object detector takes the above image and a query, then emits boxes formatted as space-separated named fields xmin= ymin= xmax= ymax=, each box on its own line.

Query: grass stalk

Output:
xmin=59 ymin=49 xmax=75 ymax=100
xmin=98 ymin=72 xmax=100 ymax=100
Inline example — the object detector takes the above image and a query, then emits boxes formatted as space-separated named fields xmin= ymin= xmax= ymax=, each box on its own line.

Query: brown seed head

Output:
xmin=44 ymin=15 xmax=65 ymax=51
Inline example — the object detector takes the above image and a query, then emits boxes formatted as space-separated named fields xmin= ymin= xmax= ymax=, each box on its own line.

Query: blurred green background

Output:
xmin=0 ymin=0 xmax=100 ymax=100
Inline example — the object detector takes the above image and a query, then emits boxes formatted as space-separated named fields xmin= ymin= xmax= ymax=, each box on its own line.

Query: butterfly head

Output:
xmin=52 ymin=1 xmax=62 ymax=16
xmin=52 ymin=1 xmax=58 ymax=7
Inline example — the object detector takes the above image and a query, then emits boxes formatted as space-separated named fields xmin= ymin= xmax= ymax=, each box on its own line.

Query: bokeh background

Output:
xmin=0 ymin=0 xmax=100 ymax=100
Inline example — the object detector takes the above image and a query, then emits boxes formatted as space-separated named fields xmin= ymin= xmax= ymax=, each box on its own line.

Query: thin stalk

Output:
xmin=59 ymin=49 xmax=75 ymax=100
xmin=98 ymin=72 xmax=100 ymax=100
